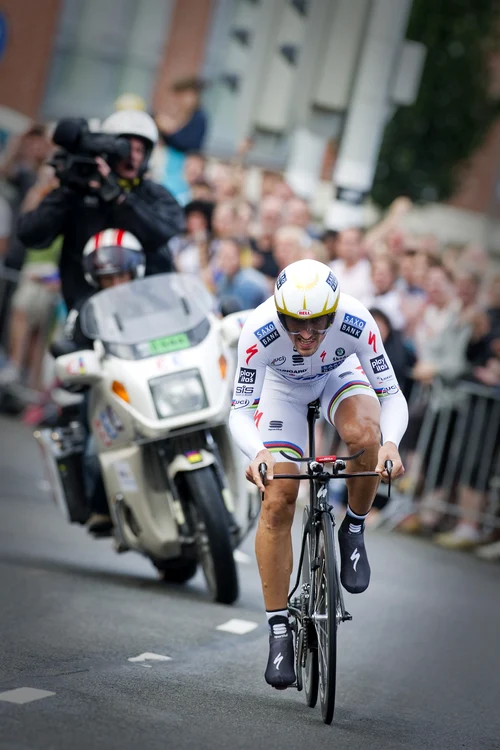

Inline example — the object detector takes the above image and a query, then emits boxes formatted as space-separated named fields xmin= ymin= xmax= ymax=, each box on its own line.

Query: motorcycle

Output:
xmin=34 ymin=273 xmax=259 ymax=605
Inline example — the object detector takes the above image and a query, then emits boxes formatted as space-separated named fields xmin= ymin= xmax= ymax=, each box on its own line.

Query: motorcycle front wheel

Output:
xmin=178 ymin=466 xmax=239 ymax=605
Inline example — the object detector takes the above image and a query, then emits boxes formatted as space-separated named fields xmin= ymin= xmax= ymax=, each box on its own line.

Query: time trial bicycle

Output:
xmin=259 ymin=399 xmax=392 ymax=724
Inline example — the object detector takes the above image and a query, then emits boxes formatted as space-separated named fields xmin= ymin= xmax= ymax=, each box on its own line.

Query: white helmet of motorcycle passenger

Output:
xmin=82 ymin=229 xmax=146 ymax=288
xmin=274 ymin=258 xmax=340 ymax=331
xmin=100 ymin=110 xmax=158 ymax=173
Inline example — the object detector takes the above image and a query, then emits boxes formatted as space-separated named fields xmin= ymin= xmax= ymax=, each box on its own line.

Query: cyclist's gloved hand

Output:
xmin=246 ymin=449 xmax=276 ymax=492
xmin=375 ymin=441 xmax=404 ymax=480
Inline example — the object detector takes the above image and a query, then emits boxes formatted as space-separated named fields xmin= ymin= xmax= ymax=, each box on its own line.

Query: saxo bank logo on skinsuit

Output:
xmin=254 ymin=321 xmax=280 ymax=348
xmin=340 ymin=313 xmax=366 ymax=339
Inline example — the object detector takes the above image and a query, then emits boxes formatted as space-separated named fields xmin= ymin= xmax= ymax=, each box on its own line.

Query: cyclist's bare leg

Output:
xmin=334 ymin=395 xmax=381 ymax=515
xmin=255 ymin=463 xmax=300 ymax=610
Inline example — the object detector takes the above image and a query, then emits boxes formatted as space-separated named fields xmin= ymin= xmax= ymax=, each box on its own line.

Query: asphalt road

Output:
xmin=0 ymin=415 xmax=499 ymax=750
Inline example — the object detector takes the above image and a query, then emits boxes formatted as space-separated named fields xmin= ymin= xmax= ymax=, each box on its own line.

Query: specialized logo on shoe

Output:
xmin=340 ymin=313 xmax=366 ymax=339
xmin=254 ymin=321 xmax=280 ymax=347
xmin=273 ymin=653 xmax=284 ymax=670
xmin=350 ymin=548 xmax=360 ymax=571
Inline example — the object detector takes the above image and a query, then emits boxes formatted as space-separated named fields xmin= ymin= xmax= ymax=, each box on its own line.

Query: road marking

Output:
xmin=233 ymin=550 xmax=252 ymax=564
xmin=128 ymin=652 xmax=172 ymax=663
xmin=216 ymin=619 xmax=258 ymax=635
xmin=0 ymin=688 xmax=56 ymax=704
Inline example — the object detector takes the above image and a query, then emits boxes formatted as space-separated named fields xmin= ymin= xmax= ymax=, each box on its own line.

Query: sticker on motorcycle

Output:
xmin=93 ymin=418 xmax=112 ymax=447
xmin=148 ymin=333 xmax=190 ymax=356
xmin=185 ymin=450 xmax=203 ymax=464
xmin=66 ymin=356 xmax=86 ymax=375
xmin=114 ymin=461 xmax=139 ymax=492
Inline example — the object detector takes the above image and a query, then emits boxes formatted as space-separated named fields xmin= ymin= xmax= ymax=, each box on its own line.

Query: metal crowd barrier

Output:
xmin=381 ymin=377 xmax=500 ymax=531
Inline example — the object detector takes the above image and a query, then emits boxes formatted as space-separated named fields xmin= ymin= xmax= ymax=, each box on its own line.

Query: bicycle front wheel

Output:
xmin=312 ymin=511 xmax=338 ymax=724
xmin=300 ymin=506 xmax=319 ymax=707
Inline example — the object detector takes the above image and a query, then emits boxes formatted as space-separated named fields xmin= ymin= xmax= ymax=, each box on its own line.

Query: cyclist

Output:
xmin=228 ymin=258 xmax=408 ymax=688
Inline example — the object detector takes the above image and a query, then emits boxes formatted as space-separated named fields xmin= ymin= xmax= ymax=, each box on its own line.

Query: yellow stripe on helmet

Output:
xmin=275 ymin=291 xmax=339 ymax=319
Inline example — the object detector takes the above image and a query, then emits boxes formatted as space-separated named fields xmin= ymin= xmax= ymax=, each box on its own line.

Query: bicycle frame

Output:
xmin=284 ymin=401 xmax=351 ymax=626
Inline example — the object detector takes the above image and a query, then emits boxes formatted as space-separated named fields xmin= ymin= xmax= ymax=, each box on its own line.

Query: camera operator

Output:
xmin=17 ymin=111 xmax=184 ymax=310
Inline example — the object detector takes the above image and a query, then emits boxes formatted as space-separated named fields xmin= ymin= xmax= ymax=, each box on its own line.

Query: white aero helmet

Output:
xmin=274 ymin=258 xmax=340 ymax=325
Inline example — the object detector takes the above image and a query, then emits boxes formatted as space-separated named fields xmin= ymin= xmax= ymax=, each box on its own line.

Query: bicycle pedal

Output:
xmin=343 ymin=611 xmax=352 ymax=621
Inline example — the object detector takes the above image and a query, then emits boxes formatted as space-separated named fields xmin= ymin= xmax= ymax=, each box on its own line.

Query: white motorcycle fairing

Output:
xmin=44 ymin=274 xmax=259 ymax=603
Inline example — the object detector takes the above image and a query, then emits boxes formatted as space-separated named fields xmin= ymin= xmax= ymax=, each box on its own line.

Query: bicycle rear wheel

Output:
xmin=300 ymin=506 xmax=319 ymax=708
xmin=312 ymin=511 xmax=338 ymax=724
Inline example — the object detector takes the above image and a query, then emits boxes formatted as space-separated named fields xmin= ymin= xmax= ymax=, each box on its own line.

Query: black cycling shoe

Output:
xmin=338 ymin=529 xmax=371 ymax=594
xmin=264 ymin=615 xmax=296 ymax=689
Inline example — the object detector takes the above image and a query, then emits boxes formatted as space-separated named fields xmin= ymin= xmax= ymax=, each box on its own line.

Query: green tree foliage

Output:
xmin=372 ymin=0 xmax=500 ymax=208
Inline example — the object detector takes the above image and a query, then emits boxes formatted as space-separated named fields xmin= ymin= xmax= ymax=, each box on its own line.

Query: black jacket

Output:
xmin=17 ymin=179 xmax=184 ymax=309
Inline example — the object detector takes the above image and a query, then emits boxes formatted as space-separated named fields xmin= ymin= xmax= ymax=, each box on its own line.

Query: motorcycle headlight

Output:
xmin=149 ymin=369 xmax=208 ymax=419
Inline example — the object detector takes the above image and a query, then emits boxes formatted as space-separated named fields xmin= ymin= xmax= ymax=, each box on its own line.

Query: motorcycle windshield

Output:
xmin=80 ymin=273 xmax=216 ymax=354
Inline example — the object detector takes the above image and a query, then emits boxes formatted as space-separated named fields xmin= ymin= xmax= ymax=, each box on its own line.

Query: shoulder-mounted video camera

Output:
xmin=49 ymin=118 xmax=130 ymax=192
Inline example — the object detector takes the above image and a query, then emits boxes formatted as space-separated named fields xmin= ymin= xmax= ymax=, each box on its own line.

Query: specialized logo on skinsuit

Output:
xmin=246 ymin=344 xmax=258 ymax=364
xmin=320 ymin=350 xmax=326 ymax=362
xmin=368 ymin=331 xmax=377 ymax=353
xmin=340 ymin=313 xmax=366 ymax=339
xmin=254 ymin=321 xmax=280 ymax=347
xmin=271 ymin=356 xmax=286 ymax=366
xmin=254 ymin=411 xmax=263 ymax=428
xmin=238 ymin=367 xmax=256 ymax=384
xmin=276 ymin=270 xmax=287 ymax=290
xmin=370 ymin=355 xmax=389 ymax=374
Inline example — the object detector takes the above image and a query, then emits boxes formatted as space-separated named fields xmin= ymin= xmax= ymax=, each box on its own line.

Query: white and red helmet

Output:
xmin=82 ymin=229 xmax=145 ymax=287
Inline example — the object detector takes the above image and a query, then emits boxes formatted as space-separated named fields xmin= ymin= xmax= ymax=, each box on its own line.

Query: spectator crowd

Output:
xmin=0 ymin=79 xmax=499 ymax=562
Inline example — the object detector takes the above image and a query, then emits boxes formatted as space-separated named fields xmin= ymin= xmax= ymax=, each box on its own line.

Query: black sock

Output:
xmin=340 ymin=505 xmax=368 ymax=534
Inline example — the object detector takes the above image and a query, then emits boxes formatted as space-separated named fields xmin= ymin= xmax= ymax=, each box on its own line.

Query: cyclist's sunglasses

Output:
xmin=278 ymin=312 xmax=335 ymax=336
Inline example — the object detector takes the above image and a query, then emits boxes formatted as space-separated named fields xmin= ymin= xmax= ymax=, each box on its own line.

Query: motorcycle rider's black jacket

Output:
xmin=17 ymin=179 xmax=185 ymax=309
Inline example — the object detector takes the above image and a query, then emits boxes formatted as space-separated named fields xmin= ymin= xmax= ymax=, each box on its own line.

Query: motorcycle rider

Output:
xmin=17 ymin=111 xmax=184 ymax=311
xmin=65 ymin=229 xmax=146 ymax=533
